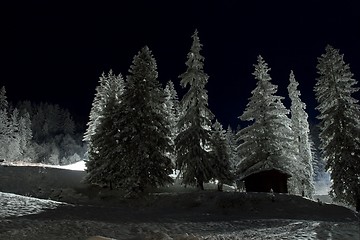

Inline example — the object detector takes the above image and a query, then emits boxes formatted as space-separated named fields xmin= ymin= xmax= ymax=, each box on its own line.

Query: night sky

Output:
xmin=2 ymin=1 xmax=360 ymax=129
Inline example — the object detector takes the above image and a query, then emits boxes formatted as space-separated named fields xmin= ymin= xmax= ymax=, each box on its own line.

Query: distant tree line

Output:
xmin=0 ymin=90 xmax=86 ymax=165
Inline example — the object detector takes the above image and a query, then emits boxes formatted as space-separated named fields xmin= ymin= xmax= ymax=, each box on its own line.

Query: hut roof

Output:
xmin=238 ymin=161 xmax=292 ymax=181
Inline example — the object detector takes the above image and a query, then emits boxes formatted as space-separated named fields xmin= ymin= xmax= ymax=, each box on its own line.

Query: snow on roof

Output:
xmin=238 ymin=161 xmax=291 ymax=181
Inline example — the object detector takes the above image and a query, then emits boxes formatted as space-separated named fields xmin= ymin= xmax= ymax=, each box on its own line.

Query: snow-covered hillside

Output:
xmin=0 ymin=191 xmax=359 ymax=240
xmin=0 ymin=164 xmax=359 ymax=239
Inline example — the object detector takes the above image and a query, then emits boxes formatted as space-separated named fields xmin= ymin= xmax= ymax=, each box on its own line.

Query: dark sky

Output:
xmin=2 ymin=1 xmax=360 ymax=128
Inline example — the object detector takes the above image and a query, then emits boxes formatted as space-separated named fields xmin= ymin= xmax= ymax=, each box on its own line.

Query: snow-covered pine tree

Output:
xmin=85 ymin=71 xmax=124 ymax=188
xmin=287 ymin=70 xmax=315 ymax=198
xmin=211 ymin=120 xmax=233 ymax=191
xmin=309 ymin=123 xmax=328 ymax=183
xmin=0 ymin=109 xmax=9 ymax=159
xmin=175 ymin=30 xmax=215 ymax=190
xmin=164 ymin=80 xmax=180 ymax=165
xmin=225 ymin=125 xmax=239 ymax=173
xmin=0 ymin=86 xmax=8 ymax=111
xmin=86 ymin=86 xmax=121 ymax=188
xmin=83 ymin=70 xmax=122 ymax=143
xmin=31 ymin=107 xmax=45 ymax=142
xmin=237 ymin=56 xmax=295 ymax=192
xmin=314 ymin=45 xmax=360 ymax=211
xmin=18 ymin=111 xmax=33 ymax=161
xmin=62 ymin=110 xmax=75 ymax=135
xmin=7 ymin=108 xmax=21 ymax=160
xmin=114 ymin=46 xmax=173 ymax=194
xmin=0 ymin=87 xmax=10 ymax=159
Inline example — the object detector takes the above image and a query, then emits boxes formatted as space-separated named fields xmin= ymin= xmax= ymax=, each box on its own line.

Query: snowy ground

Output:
xmin=1 ymin=218 xmax=359 ymax=239
xmin=0 ymin=192 xmax=65 ymax=218
xmin=0 ymin=162 xmax=359 ymax=239
xmin=0 ymin=191 xmax=359 ymax=240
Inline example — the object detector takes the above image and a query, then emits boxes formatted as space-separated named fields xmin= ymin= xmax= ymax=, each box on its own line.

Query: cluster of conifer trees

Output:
xmin=85 ymin=31 xmax=360 ymax=210
xmin=0 ymin=89 xmax=86 ymax=165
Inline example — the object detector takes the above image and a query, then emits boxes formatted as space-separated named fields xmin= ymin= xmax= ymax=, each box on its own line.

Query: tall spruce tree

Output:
xmin=237 ymin=56 xmax=294 ymax=191
xmin=0 ymin=86 xmax=9 ymax=159
xmin=114 ymin=46 xmax=173 ymax=194
xmin=175 ymin=30 xmax=215 ymax=190
xmin=211 ymin=120 xmax=233 ymax=191
xmin=164 ymin=80 xmax=180 ymax=165
xmin=0 ymin=110 xmax=9 ymax=159
xmin=8 ymin=108 xmax=21 ymax=160
xmin=83 ymin=70 xmax=122 ymax=143
xmin=18 ymin=111 xmax=33 ymax=160
xmin=226 ymin=125 xmax=239 ymax=173
xmin=309 ymin=123 xmax=329 ymax=183
xmin=85 ymin=72 xmax=124 ymax=188
xmin=287 ymin=70 xmax=315 ymax=198
xmin=314 ymin=45 xmax=360 ymax=211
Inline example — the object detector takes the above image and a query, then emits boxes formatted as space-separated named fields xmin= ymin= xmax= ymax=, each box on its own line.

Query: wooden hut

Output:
xmin=239 ymin=168 xmax=291 ymax=193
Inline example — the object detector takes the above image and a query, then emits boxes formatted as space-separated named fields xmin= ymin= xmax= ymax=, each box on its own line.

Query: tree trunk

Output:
xmin=356 ymin=198 xmax=360 ymax=212
xmin=217 ymin=183 xmax=223 ymax=191
xmin=196 ymin=176 xmax=204 ymax=190
xmin=197 ymin=181 xmax=204 ymax=190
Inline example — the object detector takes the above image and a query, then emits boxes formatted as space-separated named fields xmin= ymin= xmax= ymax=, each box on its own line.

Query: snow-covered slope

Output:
xmin=58 ymin=160 xmax=86 ymax=171
xmin=0 ymin=164 xmax=359 ymax=239
xmin=0 ymin=192 xmax=65 ymax=218
xmin=0 ymin=191 xmax=359 ymax=240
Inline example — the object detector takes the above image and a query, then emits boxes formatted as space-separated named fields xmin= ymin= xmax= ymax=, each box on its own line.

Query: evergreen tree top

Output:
xmin=317 ymin=45 xmax=355 ymax=84
xmin=213 ymin=120 xmax=225 ymax=135
xmin=288 ymin=70 xmax=299 ymax=95
xmin=315 ymin=45 xmax=360 ymax=117
xmin=288 ymin=70 xmax=306 ymax=110
xmin=128 ymin=46 xmax=158 ymax=82
xmin=165 ymin=80 xmax=179 ymax=101
xmin=187 ymin=29 xmax=204 ymax=67
xmin=241 ymin=55 xmax=284 ymax=122
xmin=83 ymin=70 xmax=124 ymax=143
xmin=252 ymin=55 xmax=271 ymax=82
xmin=180 ymin=30 xmax=208 ymax=88
xmin=0 ymin=86 xmax=8 ymax=111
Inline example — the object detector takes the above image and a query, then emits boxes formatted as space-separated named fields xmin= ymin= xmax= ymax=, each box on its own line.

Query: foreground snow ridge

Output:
xmin=0 ymin=192 xmax=65 ymax=218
